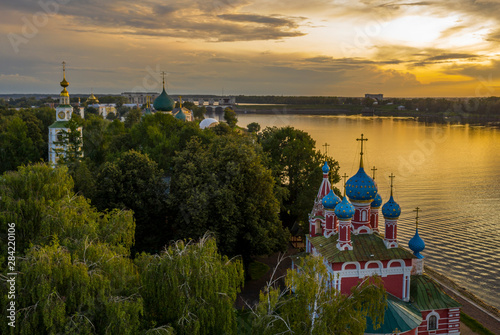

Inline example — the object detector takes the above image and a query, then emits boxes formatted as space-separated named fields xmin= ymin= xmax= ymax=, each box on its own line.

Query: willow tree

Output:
xmin=0 ymin=163 xmax=143 ymax=335
xmin=251 ymin=254 xmax=387 ymax=335
xmin=136 ymin=234 xmax=244 ymax=335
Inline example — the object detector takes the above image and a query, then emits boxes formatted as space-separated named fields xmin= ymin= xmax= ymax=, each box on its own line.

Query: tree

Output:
xmin=0 ymin=164 xmax=74 ymax=254
xmin=128 ymin=112 xmax=212 ymax=171
xmin=247 ymin=122 xmax=261 ymax=133
xmin=193 ymin=105 xmax=206 ymax=120
xmin=84 ymin=106 xmax=99 ymax=118
xmin=0 ymin=116 xmax=40 ymax=173
xmin=82 ymin=115 xmax=109 ymax=166
xmin=251 ymin=254 xmax=387 ymax=335
xmin=92 ymin=150 xmax=168 ymax=253
xmin=259 ymin=126 xmax=340 ymax=229
xmin=0 ymin=164 xmax=143 ymax=335
xmin=136 ymin=234 xmax=244 ymax=335
xmin=167 ymin=135 xmax=289 ymax=263
xmin=124 ymin=108 xmax=142 ymax=128
xmin=224 ymin=107 xmax=238 ymax=127
xmin=53 ymin=117 xmax=83 ymax=170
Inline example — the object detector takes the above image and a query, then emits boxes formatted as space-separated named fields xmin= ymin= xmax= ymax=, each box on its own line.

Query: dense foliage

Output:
xmin=137 ymin=235 xmax=244 ymax=335
xmin=167 ymin=135 xmax=289 ymax=262
xmin=251 ymin=254 xmax=387 ymax=335
xmin=0 ymin=165 xmax=244 ymax=335
xmin=259 ymin=126 xmax=340 ymax=229
xmin=0 ymin=107 xmax=54 ymax=173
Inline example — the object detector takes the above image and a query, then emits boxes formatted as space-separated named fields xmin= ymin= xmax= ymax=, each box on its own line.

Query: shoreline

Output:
xmin=234 ymin=108 xmax=500 ymax=127
xmin=424 ymin=266 xmax=500 ymax=334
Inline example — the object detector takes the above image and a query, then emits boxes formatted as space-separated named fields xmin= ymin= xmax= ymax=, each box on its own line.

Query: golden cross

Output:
xmin=356 ymin=134 xmax=368 ymax=168
xmin=322 ymin=142 xmax=330 ymax=155
xmin=371 ymin=166 xmax=377 ymax=180
xmin=389 ymin=173 xmax=395 ymax=196
xmin=413 ymin=207 xmax=421 ymax=229
xmin=161 ymin=71 xmax=166 ymax=88
xmin=62 ymin=61 xmax=66 ymax=79
xmin=342 ymin=173 xmax=348 ymax=196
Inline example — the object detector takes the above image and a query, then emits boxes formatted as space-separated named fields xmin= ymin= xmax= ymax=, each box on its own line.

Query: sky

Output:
xmin=1 ymin=0 xmax=500 ymax=97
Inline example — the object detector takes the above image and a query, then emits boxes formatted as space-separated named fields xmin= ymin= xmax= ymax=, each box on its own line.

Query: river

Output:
xmin=238 ymin=114 xmax=500 ymax=309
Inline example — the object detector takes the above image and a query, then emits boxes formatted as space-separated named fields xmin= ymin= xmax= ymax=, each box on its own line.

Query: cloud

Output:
xmin=426 ymin=53 xmax=478 ymax=61
xmin=1 ymin=0 xmax=306 ymax=42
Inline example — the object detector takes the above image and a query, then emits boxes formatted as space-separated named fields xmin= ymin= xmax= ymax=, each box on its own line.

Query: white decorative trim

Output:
xmin=352 ymin=225 xmax=372 ymax=235
xmin=426 ymin=311 xmax=440 ymax=331
xmin=384 ymin=239 xmax=398 ymax=249
xmin=336 ymin=242 xmax=353 ymax=251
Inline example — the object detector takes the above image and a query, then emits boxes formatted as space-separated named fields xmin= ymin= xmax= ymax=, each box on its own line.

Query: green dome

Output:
xmin=175 ymin=109 xmax=186 ymax=121
xmin=153 ymin=88 xmax=175 ymax=111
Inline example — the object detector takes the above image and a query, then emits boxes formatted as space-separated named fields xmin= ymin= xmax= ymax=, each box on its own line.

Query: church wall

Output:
xmin=417 ymin=308 xmax=461 ymax=335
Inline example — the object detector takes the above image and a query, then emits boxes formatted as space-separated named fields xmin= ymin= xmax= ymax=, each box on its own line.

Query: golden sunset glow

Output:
xmin=1 ymin=0 xmax=500 ymax=96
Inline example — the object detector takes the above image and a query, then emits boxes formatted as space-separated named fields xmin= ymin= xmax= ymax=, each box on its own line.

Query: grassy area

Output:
xmin=461 ymin=312 xmax=495 ymax=335
xmin=247 ymin=261 xmax=270 ymax=281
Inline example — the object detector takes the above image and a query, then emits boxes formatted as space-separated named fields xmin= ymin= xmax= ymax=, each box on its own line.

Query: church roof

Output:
xmin=365 ymin=293 xmax=422 ymax=334
xmin=153 ymin=87 xmax=175 ymax=111
xmin=410 ymin=275 xmax=461 ymax=311
xmin=308 ymin=233 xmax=415 ymax=263
xmin=48 ymin=121 xmax=70 ymax=128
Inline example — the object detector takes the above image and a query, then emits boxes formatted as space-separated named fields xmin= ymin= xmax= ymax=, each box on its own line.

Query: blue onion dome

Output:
xmin=371 ymin=193 xmax=382 ymax=208
xmin=334 ymin=196 xmax=355 ymax=219
xmin=346 ymin=167 xmax=377 ymax=202
xmin=409 ymin=229 xmax=425 ymax=259
xmin=153 ymin=87 xmax=175 ymax=111
xmin=322 ymin=189 xmax=341 ymax=210
xmin=322 ymin=161 xmax=329 ymax=174
xmin=381 ymin=195 xmax=401 ymax=219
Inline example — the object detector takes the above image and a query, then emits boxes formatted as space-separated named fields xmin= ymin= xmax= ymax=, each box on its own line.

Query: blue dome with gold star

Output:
xmin=322 ymin=161 xmax=329 ymax=174
xmin=382 ymin=195 xmax=401 ymax=218
xmin=371 ymin=193 xmax=382 ymax=208
xmin=346 ymin=167 xmax=377 ymax=202
xmin=409 ymin=229 xmax=425 ymax=259
xmin=334 ymin=196 xmax=355 ymax=219
xmin=322 ymin=189 xmax=341 ymax=210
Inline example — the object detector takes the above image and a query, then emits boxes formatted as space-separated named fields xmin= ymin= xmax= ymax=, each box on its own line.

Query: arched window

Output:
xmin=428 ymin=315 xmax=437 ymax=330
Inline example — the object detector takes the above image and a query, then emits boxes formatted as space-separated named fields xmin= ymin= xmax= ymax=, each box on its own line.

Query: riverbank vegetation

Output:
xmin=234 ymin=95 xmax=500 ymax=125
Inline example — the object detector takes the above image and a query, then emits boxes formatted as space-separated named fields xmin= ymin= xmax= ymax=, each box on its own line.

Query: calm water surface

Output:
xmin=239 ymin=114 xmax=500 ymax=309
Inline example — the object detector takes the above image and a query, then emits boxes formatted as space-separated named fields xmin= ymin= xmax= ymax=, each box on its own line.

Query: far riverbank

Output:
xmin=234 ymin=105 xmax=500 ymax=127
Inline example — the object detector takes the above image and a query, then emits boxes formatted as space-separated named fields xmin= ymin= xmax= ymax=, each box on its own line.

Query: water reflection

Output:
xmin=239 ymin=114 xmax=500 ymax=309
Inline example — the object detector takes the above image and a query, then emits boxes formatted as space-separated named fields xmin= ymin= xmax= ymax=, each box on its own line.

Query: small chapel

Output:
xmin=304 ymin=134 xmax=461 ymax=335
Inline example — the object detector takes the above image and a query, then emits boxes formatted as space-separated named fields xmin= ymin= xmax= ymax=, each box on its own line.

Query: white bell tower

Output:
xmin=48 ymin=61 xmax=82 ymax=166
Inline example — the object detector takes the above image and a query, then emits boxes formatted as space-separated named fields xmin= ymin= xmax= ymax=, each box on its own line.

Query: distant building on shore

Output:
xmin=301 ymin=134 xmax=461 ymax=335
xmin=121 ymin=92 xmax=159 ymax=105
xmin=365 ymin=93 xmax=384 ymax=101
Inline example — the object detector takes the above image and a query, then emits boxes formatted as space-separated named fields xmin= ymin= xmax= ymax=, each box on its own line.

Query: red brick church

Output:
xmin=305 ymin=134 xmax=461 ymax=334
